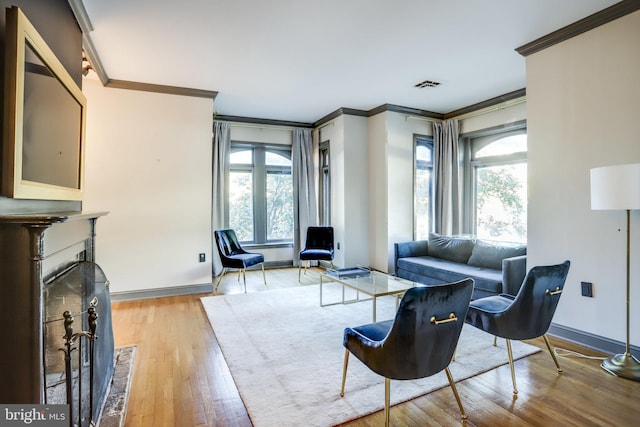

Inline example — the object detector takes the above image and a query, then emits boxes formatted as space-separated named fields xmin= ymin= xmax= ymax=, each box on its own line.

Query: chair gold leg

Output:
xmin=261 ymin=263 xmax=267 ymax=286
xmin=236 ymin=269 xmax=242 ymax=282
xmin=445 ymin=367 xmax=468 ymax=420
xmin=242 ymin=269 xmax=247 ymax=293
xmin=543 ymin=334 xmax=562 ymax=373
xmin=298 ymin=264 xmax=302 ymax=282
xmin=340 ymin=349 xmax=349 ymax=397
xmin=214 ymin=268 xmax=227 ymax=292
xmin=494 ymin=336 xmax=498 ymax=346
xmin=506 ymin=339 xmax=518 ymax=395
xmin=384 ymin=377 xmax=390 ymax=427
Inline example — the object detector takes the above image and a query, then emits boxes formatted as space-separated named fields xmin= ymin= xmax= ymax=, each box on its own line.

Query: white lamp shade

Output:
xmin=590 ymin=163 xmax=640 ymax=210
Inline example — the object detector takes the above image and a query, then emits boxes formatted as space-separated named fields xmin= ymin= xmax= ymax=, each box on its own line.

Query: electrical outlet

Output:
xmin=581 ymin=281 xmax=593 ymax=297
xmin=199 ymin=253 xmax=206 ymax=263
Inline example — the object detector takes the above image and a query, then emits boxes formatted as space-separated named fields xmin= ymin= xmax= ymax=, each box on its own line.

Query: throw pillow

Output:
xmin=428 ymin=232 xmax=475 ymax=263
xmin=467 ymin=240 xmax=526 ymax=270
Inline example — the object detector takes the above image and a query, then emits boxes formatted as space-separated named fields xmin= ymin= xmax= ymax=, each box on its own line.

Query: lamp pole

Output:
xmin=601 ymin=209 xmax=640 ymax=380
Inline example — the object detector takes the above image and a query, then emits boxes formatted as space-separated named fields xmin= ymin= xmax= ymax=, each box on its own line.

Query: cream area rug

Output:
xmin=201 ymin=284 xmax=540 ymax=427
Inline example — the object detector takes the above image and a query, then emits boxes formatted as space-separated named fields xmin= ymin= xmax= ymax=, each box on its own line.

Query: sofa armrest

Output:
xmin=501 ymin=255 xmax=527 ymax=296
xmin=394 ymin=240 xmax=429 ymax=270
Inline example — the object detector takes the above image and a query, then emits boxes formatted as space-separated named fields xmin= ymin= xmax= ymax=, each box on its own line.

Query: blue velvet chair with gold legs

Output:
xmin=465 ymin=260 xmax=570 ymax=395
xmin=341 ymin=279 xmax=474 ymax=427
xmin=214 ymin=229 xmax=266 ymax=293
xmin=298 ymin=226 xmax=334 ymax=280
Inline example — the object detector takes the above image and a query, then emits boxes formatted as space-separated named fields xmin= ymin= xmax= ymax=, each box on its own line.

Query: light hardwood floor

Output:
xmin=112 ymin=268 xmax=639 ymax=426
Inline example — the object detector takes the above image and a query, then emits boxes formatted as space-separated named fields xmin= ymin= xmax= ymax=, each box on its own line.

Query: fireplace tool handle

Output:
xmin=59 ymin=308 xmax=99 ymax=427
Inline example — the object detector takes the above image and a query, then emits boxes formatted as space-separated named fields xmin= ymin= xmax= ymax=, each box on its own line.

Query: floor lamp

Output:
xmin=590 ymin=163 xmax=640 ymax=381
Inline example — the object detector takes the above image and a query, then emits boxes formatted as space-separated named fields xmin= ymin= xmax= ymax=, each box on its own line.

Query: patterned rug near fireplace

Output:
xmin=98 ymin=346 xmax=136 ymax=427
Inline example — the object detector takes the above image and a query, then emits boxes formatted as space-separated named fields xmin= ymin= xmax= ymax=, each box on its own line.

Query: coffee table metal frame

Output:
xmin=320 ymin=270 xmax=416 ymax=322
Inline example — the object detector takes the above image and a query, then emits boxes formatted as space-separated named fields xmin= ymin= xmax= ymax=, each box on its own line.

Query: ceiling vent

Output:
xmin=414 ymin=79 xmax=441 ymax=88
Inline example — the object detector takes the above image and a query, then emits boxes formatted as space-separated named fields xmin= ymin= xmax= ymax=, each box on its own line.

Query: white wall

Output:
xmin=319 ymin=115 xmax=370 ymax=268
xmin=342 ymin=115 xmax=370 ymax=267
xmin=526 ymin=11 xmax=640 ymax=346
xmin=459 ymin=100 xmax=526 ymax=134
xmin=367 ymin=112 xmax=389 ymax=271
xmin=82 ymin=78 xmax=214 ymax=293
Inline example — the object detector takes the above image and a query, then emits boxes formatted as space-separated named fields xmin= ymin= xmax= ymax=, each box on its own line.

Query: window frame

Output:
xmin=228 ymin=141 xmax=293 ymax=245
xmin=319 ymin=140 xmax=331 ymax=226
xmin=414 ymin=135 xmax=434 ymax=240
xmin=461 ymin=121 xmax=527 ymax=241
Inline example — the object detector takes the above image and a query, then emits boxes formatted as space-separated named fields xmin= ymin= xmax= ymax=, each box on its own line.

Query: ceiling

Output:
xmin=80 ymin=0 xmax=620 ymax=123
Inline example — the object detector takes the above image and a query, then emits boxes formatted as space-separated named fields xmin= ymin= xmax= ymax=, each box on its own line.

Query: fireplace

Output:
xmin=44 ymin=261 xmax=114 ymax=426
xmin=0 ymin=212 xmax=112 ymax=427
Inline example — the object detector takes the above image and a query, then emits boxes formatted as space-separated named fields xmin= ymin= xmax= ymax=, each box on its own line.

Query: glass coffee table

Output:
xmin=320 ymin=269 xmax=417 ymax=322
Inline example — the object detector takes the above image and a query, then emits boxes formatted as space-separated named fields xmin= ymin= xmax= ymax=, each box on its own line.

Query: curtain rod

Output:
xmin=451 ymin=97 xmax=526 ymax=121
xmin=228 ymin=122 xmax=297 ymax=132
xmin=404 ymin=115 xmax=443 ymax=123
xmin=405 ymin=97 xmax=526 ymax=123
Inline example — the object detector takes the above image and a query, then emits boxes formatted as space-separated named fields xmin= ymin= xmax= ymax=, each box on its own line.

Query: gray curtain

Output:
xmin=292 ymin=128 xmax=317 ymax=266
xmin=212 ymin=121 xmax=231 ymax=275
xmin=433 ymin=119 xmax=461 ymax=235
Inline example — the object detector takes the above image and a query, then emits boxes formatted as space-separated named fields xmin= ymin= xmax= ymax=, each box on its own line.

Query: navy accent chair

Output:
xmin=214 ymin=229 xmax=266 ymax=293
xmin=299 ymin=226 xmax=334 ymax=280
xmin=465 ymin=260 xmax=570 ymax=395
xmin=341 ymin=279 xmax=474 ymax=426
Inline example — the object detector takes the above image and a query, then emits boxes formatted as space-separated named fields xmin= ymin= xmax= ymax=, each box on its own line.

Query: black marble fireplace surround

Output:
xmin=0 ymin=212 xmax=113 ymax=426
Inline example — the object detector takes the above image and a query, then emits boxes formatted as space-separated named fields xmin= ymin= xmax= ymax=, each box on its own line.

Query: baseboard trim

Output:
xmin=111 ymin=283 xmax=214 ymax=302
xmin=111 ymin=261 xmax=293 ymax=301
xmin=548 ymin=323 xmax=639 ymax=358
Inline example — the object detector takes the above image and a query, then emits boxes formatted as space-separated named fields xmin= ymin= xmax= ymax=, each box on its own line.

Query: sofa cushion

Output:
xmin=467 ymin=240 xmax=526 ymax=270
xmin=428 ymin=232 xmax=475 ymax=264
xmin=396 ymin=256 xmax=503 ymax=295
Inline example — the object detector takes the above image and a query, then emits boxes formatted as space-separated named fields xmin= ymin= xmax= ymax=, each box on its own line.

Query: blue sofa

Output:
xmin=394 ymin=233 xmax=527 ymax=299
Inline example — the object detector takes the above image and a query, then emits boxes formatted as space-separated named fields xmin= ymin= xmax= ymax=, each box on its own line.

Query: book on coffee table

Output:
xmin=325 ymin=267 xmax=371 ymax=279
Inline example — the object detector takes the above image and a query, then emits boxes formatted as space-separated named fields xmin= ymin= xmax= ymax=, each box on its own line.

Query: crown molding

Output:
xmin=105 ymin=79 xmax=217 ymax=99
xmin=214 ymin=115 xmax=314 ymax=128
xmin=516 ymin=0 xmax=640 ymax=57
xmin=444 ymin=89 xmax=526 ymax=119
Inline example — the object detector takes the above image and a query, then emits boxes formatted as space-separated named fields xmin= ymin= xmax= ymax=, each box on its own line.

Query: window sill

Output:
xmin=243 ymin=242 xmax=293 ymax=250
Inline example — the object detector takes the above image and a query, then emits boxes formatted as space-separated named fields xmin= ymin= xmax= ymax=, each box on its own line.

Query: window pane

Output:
xmin=415 ymin=168 xmax=431 ymax=240
xmin=230 ymin=150 xmax=252 ymax=164
xmin=475 ymin=163 xmax=527 ymax=243
xmin=416 ymin=144 xmax=432 ymax=163
xmin=475 ymin=134 xmax=527 ymax=158
xmin=266 ymin=171 xmax=293 ymax=240
xmin=265 ymin=151 xmax=291 ymax=166
xmin=229 ymin=171 xmax=253 ymax=241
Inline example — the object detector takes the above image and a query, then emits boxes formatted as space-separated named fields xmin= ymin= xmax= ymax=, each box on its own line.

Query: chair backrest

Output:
xmin=305 ymin=226 xmax=334 ymax=251
xmin=502 ymin=260 xmax=571 ymax=340
xmin=370 ymin=279 xmax=474 ymax=380
xmin=214 ymin=229 xmax=244 ymax=259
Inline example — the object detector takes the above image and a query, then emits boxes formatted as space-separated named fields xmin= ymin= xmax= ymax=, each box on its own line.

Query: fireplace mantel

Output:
xmin=0 ymin=211 xmax=108 ymax=407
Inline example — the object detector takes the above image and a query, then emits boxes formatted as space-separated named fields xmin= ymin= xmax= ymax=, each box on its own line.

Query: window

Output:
xmin=319 ymin=141 xmax=331 ymax=226
xmin=414 ymin=136 xmax=433 ymax=240
xmin=228 ymin=143 xmax=293 ymax=244
xmin=465 ymin=127 xmax=527 ymax=243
